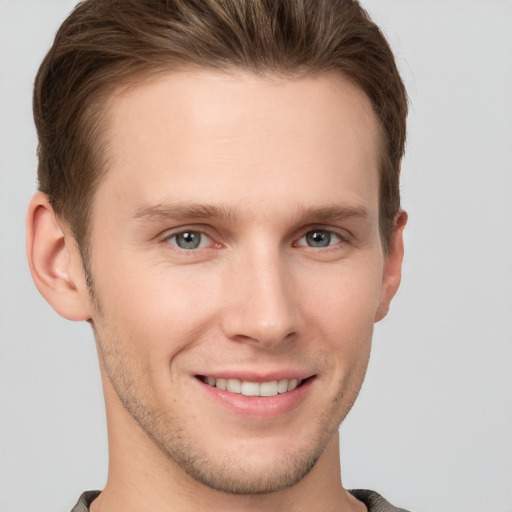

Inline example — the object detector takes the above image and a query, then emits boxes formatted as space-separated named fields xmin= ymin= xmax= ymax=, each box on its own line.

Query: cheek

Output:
xmin=299 ymin=260 xmax=382 ymax=367
xmin=92 ymin=261 xmax=222 ymax=358
xmin=301 ymin=259 xmax=384 ymax=324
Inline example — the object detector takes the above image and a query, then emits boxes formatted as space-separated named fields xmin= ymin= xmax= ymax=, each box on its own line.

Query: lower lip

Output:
xmin=195 ymin=377 xmax=315 ymax=419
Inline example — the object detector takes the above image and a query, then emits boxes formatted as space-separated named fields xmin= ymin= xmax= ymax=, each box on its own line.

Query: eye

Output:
xmin=167 ymin=231 xmax=212 ymax=250
xmin=297 ymin=229 xmax=342 ymax=248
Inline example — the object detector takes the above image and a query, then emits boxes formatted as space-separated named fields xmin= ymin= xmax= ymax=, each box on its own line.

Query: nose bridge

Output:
xmin=221 ymin=240 xmax=297 ymax=346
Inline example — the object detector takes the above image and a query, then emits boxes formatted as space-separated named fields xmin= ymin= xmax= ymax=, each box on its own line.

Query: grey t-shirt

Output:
xmin=71 ymin=489 xmax=412 ymax=511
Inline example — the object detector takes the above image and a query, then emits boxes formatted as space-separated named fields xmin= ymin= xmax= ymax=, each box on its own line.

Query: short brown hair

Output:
xmin=34 ymin=0 xmax=407 ymax=253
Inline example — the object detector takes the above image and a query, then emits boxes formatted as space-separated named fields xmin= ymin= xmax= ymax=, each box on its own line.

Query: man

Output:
xmin=26 ymin=1 xmax=409 ymax=511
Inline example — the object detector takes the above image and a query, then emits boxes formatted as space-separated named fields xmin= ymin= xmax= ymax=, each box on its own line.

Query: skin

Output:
xmin=27 ymin=69 xmax=406 ymax=512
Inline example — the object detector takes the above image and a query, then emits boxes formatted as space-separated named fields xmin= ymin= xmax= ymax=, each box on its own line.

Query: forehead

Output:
xmin=96 ymin=69 xmax=381 ymax=224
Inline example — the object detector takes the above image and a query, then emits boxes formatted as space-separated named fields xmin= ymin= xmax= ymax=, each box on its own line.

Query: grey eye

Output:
xmin=297 ymin=229 xmax=342 ymax=248
xmin=172 ymin=231 xmax=204 ymax=249
xmin=305 ymin=230 xmax=332 ymax=247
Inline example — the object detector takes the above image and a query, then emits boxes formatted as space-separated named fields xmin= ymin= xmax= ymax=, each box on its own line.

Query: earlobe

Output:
xmin=26 ymin=192 xmax=92 ymax=321
xmin=375 ymin=210 xmax=407 ymax=322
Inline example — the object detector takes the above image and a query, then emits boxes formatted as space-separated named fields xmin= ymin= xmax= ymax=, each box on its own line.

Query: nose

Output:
xmin=220 ymin=246 xmax=298 ymax=348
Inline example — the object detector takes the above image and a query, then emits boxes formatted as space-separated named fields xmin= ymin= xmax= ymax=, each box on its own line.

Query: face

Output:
xmin=85 ymin=70 xmax=398 ymax=494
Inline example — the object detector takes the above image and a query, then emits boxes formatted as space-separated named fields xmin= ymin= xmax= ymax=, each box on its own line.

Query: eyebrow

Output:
xmin=133 ymin=202 xmax=240 ymax=222
xmin=133 ymin=201 xmax=368 ymax=225
xmin=294 ymin=204 xmax=369 ymax=225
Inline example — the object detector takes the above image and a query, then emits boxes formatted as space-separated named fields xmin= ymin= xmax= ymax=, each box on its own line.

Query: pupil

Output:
xmin=307 ymin=231 xmax=330 ymax=247
xmin=177 ymin=232 xmax=200 ymax=249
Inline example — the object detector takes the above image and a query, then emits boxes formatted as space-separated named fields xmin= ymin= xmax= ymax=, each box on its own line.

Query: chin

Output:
xmin=164 ymin=440 xmax=323 ymax=495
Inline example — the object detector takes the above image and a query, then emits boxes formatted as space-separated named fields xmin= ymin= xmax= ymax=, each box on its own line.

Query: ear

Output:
xmin=26 ymin=192 xmax=92 ymax=321
xmin=375 ymin=210 xmax=407 ymax=322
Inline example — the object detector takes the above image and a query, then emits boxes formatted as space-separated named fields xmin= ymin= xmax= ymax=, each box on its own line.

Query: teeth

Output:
xmin=287 ymin=378 xmax=298 ymax=391
xmin=226 ymin=378 xmax=242 ymax=393
xmin=203 ymin=377 xmax=303 ymax=396
xmin=241 ymin=381 xmax=260 ymax=396
xmin=259 ymin=381 xmax=278 ymax=396
xmin=277 ymin=379 xmax=288 ymax=393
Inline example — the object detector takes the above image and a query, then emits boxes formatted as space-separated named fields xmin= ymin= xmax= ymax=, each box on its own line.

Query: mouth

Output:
xmin=196 ymin=375 xmax=309 ymax=397
xmin=194 ymin=373 xmax=315 ymax=418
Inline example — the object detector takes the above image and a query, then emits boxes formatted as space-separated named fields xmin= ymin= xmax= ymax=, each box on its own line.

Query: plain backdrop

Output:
xmin=1 ymin=1 xmax=511 ymax=511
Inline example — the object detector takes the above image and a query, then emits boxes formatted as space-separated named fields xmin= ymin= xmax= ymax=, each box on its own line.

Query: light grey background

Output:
xmin=1 ymin=1 xmax=511 ymax=511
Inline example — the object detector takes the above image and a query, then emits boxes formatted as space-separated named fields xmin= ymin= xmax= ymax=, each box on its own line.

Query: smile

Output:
xmin=200 ymin=376 xmax=303 ymax=397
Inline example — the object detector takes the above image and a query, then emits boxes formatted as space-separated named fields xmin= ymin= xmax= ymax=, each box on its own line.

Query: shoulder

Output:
xmin=70 ymin=491 xmax=101 ymax=512
xmin=350 ymin=489 xmax=413 ymax=512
